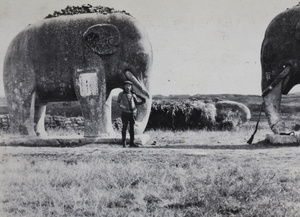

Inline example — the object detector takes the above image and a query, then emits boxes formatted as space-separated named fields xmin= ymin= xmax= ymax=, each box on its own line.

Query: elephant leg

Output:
xmin=263 ymin=80 xmax=287 ymax=134
xmin=6 ymin=88 xmax=36 ymax=136
xmin=103 ymin=91 xmax=116 ymax=136
xmin=74 ymin=69 xmax=109 ymax=137
xmin=34 ymin=104 xmax=47 ymax=137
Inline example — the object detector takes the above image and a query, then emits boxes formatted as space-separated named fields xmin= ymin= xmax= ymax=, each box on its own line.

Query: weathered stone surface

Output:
xmin=134 ymin=134 xmax=151 ymax=146
xmin=0 ymin=114 xmax=9 ymax=130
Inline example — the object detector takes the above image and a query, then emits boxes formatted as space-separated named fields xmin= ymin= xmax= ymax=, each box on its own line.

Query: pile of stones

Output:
xmin=44 ymin=115 xmax=85 ymax=131
xmin=0 ymin=114 xmax=123 ymax=134
xmin=0 ymin=115 xmax=9 ymax=131
xmin=45 ymin=4 xmax=131 ymax=19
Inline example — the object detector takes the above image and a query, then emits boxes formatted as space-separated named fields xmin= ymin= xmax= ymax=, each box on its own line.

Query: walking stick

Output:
xmin=247 ymin=103 xmax=263 ymax=144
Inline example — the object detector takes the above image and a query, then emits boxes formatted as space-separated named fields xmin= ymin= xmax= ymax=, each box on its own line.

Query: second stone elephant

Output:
xmin=4 ymin=8 xmax=152 ymax=137
xmin=261 ymin=4 xmax=300 ymax=133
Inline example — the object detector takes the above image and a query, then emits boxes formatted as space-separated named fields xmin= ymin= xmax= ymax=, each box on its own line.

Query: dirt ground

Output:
xmin=1 ymin=129 xmax=300 ymax=175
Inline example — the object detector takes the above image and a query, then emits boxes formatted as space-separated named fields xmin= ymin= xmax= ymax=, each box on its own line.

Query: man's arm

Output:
xmin=117 ymin=92 xmax=122 ymax=105
xmin=117 ymin=92 xmax=127 ymax=110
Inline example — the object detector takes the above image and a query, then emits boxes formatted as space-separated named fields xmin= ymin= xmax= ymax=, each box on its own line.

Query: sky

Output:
xmin=1 ymin=0 xmax=300 ymax=97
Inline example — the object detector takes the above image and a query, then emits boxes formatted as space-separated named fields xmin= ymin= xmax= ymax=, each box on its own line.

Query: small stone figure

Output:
xmin=117 ymin=81 xmax=146 ymax=147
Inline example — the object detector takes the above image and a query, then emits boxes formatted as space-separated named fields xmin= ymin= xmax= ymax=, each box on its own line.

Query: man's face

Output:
xmin=124 ymin=84 xmax=132 ymax=93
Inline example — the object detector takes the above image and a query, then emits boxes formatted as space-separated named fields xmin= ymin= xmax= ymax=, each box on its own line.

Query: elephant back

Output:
xmin=4 ymin=12 xmax=150 ymax=103
xmin=264 ymin=5 xmax=300 ymax=39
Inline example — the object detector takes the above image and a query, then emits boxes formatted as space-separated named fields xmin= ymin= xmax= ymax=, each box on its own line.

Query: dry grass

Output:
xmin=147 ymin=121 xmax=272 ymax=147
xmin=1 ymin=125 xmax=300 ymax=216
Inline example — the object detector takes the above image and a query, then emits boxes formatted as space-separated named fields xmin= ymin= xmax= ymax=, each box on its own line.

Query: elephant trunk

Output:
xmin=124 ymin=70 xmax=150 ymax=99
xmin=135 ymin=96 xmax=152 ymax=135
xmin=124 ymin=70 xmax=151 ymax=134
xmin=262 ymin=66 xmax=292 ymax=134
xmin=263 ymin=80 xmax=285 ymax=134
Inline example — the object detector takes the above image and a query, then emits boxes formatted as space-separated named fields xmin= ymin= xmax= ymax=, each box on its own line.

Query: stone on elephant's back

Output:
xmin=45 ymin=4 xmax=131 ymax=19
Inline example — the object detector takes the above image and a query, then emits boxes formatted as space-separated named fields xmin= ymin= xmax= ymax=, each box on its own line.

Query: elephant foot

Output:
xmin=34 ymin=124 xmax=48 ymax=138
xmin=107 ymin=131 xmax=116 ymax=137
xmin=36 ymin=130 xmax=48 ymax=138
xmin=270 ymin=120 xmax=289 ymax=134
xmin=292 ymin=131 xmax=300 ymax=136
xmin=134 ymin=121 xmax=145 ymax=135
xmin=17 ymin=123 xmax=36 ymax=137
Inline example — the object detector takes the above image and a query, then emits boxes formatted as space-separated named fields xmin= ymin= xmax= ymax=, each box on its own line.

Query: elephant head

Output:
xmin=261 ymin=5 xmax=300 ymax=133
xmin=81 ymin=18 xmax=152 ymax=135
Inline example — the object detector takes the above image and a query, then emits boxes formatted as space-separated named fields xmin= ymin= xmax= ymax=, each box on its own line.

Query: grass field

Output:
xmin=1 ymin=123 xmax=300 ymax=216
xmin=1 ymin=92 xmax=300 ymax=122
xmin=1 ymin=94 xmax=300 ymax=216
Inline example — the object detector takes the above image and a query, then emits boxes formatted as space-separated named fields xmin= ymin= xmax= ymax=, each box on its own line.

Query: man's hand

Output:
xmin=120 ymin=105 xmax=126 ymax=110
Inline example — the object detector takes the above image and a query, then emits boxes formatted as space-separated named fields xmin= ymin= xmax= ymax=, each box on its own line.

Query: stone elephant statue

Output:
xmin=261 ymin=4 xmax=300 ymax=134
xmin=215 ymin=100 xmax=251 ymax=125
xmin=3 ymin=7 xmax=152 ymax=137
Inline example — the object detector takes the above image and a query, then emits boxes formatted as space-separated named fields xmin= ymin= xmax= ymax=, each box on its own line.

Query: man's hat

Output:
xmin=124 ymin=81 xmax=133 ymax=86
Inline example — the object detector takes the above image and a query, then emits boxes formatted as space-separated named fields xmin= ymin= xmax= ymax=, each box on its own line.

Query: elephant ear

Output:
xmin=83 ymin=24 xmax=121 ymax=55
xmin=295 ymin=21 xmax=300 ymax=41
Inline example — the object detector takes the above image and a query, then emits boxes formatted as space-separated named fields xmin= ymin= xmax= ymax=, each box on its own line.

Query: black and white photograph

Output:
xmin=1 ymin=0 xmax=300 ymax=216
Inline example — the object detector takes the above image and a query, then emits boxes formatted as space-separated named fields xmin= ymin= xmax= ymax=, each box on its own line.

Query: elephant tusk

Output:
xmin=124 ymin=70 xmax=150 ymax=99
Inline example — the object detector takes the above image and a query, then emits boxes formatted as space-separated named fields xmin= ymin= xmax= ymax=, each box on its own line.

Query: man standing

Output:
xmin=117 ymin=81 xmax=146 ymax=147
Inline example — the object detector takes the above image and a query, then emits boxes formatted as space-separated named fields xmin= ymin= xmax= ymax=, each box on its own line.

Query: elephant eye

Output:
xmin=130 ymin=53 xmax=149 ymax=69
xmin=137 ymin=53 xmax=150 ymax=63
xmin=85 ymin=32 xmax=99 ymax=47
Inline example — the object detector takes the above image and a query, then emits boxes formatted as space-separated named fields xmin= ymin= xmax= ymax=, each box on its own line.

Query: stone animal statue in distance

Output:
xmin=3 ymin=5 xmax=152 ymax=138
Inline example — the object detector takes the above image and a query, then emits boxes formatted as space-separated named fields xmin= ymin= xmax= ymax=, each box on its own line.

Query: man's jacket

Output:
xmin=117 ymin=91 xmax=145 ymax=114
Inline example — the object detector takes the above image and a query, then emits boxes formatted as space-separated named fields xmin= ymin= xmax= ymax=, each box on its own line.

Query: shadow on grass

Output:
xmin=148 ymin=140 xmax=300 ymax=150
xmin=1 ymin=138 xmax=300 ymax=150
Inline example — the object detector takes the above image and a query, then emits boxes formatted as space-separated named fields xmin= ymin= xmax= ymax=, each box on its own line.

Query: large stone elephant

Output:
xmin=261 ymin=4 xmax=300 ymax=134
xmin=3 ymin=7 xmax=152 ymax=137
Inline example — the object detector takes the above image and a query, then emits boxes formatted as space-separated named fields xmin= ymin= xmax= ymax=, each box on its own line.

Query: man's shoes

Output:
xmin=129 ymin=143 xmax=139 ymax=148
